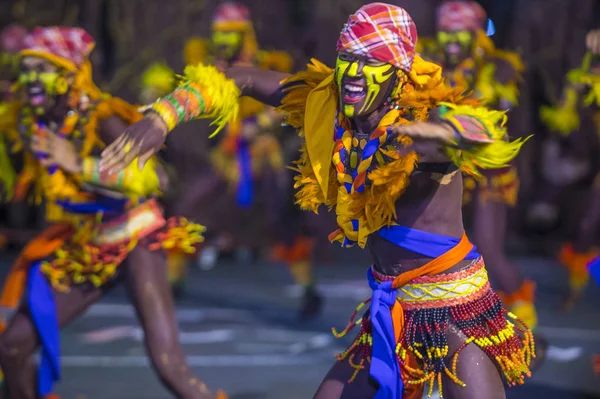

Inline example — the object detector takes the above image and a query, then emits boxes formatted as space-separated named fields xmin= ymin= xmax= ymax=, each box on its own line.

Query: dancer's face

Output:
xmin=211 ymin=30 xmax=243 ymax=64
xmin=335 ymin=52 xmax=397 ymax=118
xmin=437 ymin=29 xmax=474 ymax=68
xmin=19 ymin=56 xmax=70 ymax=112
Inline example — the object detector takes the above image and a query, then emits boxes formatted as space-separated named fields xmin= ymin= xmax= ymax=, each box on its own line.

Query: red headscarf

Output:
xmin=336 ymin=3 xmax=417 ymax=73
xmin=436 ymin=1 xmax=487 ymax=32
xmin=212 ymin=2 xmax=252 ymax=31
xmin=21 ymin=26 xmax=95 ymax=71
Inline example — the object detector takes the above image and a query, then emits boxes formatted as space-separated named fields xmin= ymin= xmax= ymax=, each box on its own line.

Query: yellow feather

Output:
xmin=141 ymin=62 xmax=176 ymax=95
xmin=180 ymin=64 xmax=241 ymax=137
xmin=440 ymin=103 xmax=529 ymax=176
xmin=540 ymin=87 xmax=580 ymax=135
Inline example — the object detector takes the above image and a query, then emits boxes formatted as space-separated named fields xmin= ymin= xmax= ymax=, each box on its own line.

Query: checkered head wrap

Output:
xmin=212 ymin=2 xmax=252 ymax=31
xmin=21 ymin=26 xmax=94 ymax=71
xmin=436 ymin=1 xmax=487 ymax=32
xmin=336 ymin=3 xmax=417 ymax=73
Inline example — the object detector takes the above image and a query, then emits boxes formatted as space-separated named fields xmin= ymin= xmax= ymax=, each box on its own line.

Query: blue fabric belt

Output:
xmin=236 ymin=136 xmax=253 ymax=207
xmin=378 ymin=225 xmax=479 ymax=259
xmin=27 ymin=261 xmax=60 ymax=395
xmin=368 ymin=225 xmax=479 ymax=398
xmin=589 ymin=256 xmax=600 ymax=286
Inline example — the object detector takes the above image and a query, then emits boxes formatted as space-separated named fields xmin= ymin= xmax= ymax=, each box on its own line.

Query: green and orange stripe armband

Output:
xmin=81 ymin=156 xmax=162 ymax=198
xmin=150 ymin=64 xmax=241 ymax=137
xmin=82 ymin=156 xmax=125 ymax=188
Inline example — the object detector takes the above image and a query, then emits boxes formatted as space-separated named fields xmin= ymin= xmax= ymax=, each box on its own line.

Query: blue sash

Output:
xmin=369 ymin=225 xmax=479 ymax=399
xmin=27 ymin=262 xmax=60 ymax=395
xmin=236 ymin=136 xmax=253 ymax=207
xmin=378 ymin=225 xmax=479 ymax=259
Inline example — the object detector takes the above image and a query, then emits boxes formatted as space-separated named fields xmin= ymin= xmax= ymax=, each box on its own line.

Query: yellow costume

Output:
xmin=541 ymin=52 xmax=600 ymax=298
xmin=0 ymin=26 xmax=203 ymax=319
xmin=419 ymin=31 xmax=524 ymax=206
xmin=144 ymin=4 xmax=533 ymax=396
xmin=186 ymin=9 xmax=293 ymax=194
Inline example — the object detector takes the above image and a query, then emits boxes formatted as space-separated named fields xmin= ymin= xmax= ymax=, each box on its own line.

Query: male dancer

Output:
xmin=418 ymin=1 xmax=539 ymax=332
xmin=0 ymin=27 xmax=223 ymax=399
xmin=173 ymin=2 xmax=324 ymax=315
xmin=101 ymin=3 xmax=534 ymax=398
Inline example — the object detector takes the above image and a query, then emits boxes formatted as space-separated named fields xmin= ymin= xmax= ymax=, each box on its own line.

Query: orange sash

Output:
xmin=389 ymin=232 xmax=474 ymax=343
xmin=0 ymin=223 xmax=75 ymax=332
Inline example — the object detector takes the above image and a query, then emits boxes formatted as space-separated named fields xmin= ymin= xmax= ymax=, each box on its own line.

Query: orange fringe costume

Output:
xmin=0 ymin=27 xmax=203 ymax=394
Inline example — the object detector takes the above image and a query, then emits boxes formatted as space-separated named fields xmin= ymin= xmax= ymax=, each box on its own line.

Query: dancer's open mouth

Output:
xmin=27 ymin=84 xmax=46 ymax=107
xmin=341 ymin=80 xmax=366 ymax=104
xmin=445 ymin=43 xmax=461 ymax=56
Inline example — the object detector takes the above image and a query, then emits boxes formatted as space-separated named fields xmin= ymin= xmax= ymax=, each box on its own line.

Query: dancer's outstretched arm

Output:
xmin=100 ymin=65 xmax=289 ymax=173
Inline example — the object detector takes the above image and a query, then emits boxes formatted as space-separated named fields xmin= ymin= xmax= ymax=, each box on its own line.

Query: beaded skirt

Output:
xmin=333 ymin=258 xmax=534 ymax=397
xmin=41 ymin=199 xmax=204 ymax=292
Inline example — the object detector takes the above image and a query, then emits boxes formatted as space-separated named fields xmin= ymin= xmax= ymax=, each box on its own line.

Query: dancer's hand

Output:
xmin=30 ymin=130 xmax=81 ymax=174
xmin=100 ymin=111 xmax=168 ymax=174
xmin=586 ymin=30 xmax=600 ymax=55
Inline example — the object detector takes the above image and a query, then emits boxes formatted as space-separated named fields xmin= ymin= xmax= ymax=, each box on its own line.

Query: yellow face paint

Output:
xmin=211 ymin=31 xmax=243 ymax=59
xmin=359 ymin=64 xmax=395 ymax=114
xmin=335 ymin=57 xmax=355 ymax=117
xmin=18 ymin=70 xmax=61 ymax=94
xmin=336 ymin=54 xmax=396 ymax=117
xmin=437 ymin=30 xmax=473 ymax=46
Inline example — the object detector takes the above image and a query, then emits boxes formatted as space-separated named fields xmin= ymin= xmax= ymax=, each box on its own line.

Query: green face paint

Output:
xmin=211 ymin=31 xmax=243 ymax=61
xmin=335 ymin=57 xmax=355 ymax=117
xmin=336 ymin=52 xmax=397 ymax=118
xmin=17 ymin=70 xmax=60 ymax=94
xmin=436 ymin=30 xmax=474 ymax=68
xmin=359 ymin=64 xmax=395 ymax=113
xmin=18 ymin=57 xmax=66 ymax=110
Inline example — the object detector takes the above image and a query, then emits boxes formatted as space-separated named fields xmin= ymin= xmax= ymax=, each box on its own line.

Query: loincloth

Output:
xmin=462 ymin=166 xmax=519 ymax=206
xmin=334 ymin=258 xmax=534 ymax=397
xmin=41 ymin=198 xmax=205 ymax=292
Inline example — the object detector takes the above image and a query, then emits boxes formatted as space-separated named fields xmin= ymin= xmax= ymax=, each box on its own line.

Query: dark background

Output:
xmin=1 ymin=2 xmax=600 ymax=398
xmin=2 ymin=0 xmax=599 ymax=239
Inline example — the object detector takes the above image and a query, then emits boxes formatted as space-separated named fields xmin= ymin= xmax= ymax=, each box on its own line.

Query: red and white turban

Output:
xmin=212 ymin=2 xmax=252 ymax=31
xmin=436 ymin=1 xmax=487 ymax=32
xmin=336 ymin=3 xmax=417 ymax=73
xmin=21 ymin=26 xmax=95 ymax=71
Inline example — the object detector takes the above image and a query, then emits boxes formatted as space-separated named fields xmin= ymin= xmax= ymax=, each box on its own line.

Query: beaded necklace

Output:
xmin=332 ymin=110 xmax=401 ymax=195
